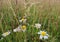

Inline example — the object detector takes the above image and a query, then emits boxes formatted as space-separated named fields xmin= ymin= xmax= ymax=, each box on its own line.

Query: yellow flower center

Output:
xmin=22 ymin=25 xmax=26 ymax=30
xmin=5 ymin=32 xmax=9 ymax=35
xmin=21 ymin=18 xmax=25 ymax=21
xmin=41 ymin=31 xmax=46 ymax=36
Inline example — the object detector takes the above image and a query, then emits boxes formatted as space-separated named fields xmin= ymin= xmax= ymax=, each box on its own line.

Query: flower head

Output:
xmin=38 ymin=31 xmax=49 ymax=39
xmin=2 ymin=31 xmax=11 ymax=37
xmin=35 ymin=23 xmax=41 ymax=29
xmin=13 ymin=25 xmax=21 ymax=32
xmin=21 ymin=25 xmax=26 ymax=32
xmin=19 ymin=18 xmax=27 ymax=23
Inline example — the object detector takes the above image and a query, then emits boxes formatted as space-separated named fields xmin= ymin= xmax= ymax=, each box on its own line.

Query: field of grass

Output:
xmin=0 ymin=0 xmax=60 ymax=42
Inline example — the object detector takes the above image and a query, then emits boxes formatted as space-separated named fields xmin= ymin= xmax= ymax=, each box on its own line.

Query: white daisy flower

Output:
xmin=35 ymin=23 xmax=41 ymax=29
xmin=2 ymin=31 xmax=11 ymax=37
xmin=19 ymin=18 xmax=27 ymax=23
xmin=21 ymin=25 xmax=26 ymax=32
xmin=38 ymin=31 xmax=49 ymax=39
xmin=13 ymin=25 xmax=21 ymax=32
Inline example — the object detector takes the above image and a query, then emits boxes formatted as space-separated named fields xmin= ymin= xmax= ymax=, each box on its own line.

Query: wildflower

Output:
xmin=19 ymin=18 xmax=27 ymax=23
xmin=38 ymin=31 xmax=49 ymax=39
xmin=35 ymin=23 xmax=41 ymax=29
xmin=2 ymin=31 xmax=11 ymax=37
xmin=21 ymin=25 xmax=26 ymax=32
xmin=13 ymin=25 xmax=21 ymax=32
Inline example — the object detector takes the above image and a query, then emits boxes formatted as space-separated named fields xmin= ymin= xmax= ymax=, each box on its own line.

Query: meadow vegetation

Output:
xmin=0 ymin=0 xmax=60 ymax=42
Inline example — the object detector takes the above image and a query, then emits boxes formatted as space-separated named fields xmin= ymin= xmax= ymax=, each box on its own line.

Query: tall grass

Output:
xmin=0 ymin=0 xmax=60 ymax=42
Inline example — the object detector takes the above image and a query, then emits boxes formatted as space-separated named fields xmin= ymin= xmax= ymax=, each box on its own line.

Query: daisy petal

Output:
xmin=38 ymin=32 xmax=40 ymax=34
xmin=35 ymin=23 xmax=41 ymax=28
xmin=40 ymin=35 xmax=43 ymax=39
xmin=13 ymin=27 xmax=21 ymax=32
xmin=2 ymin=31 xmax=11 ymax=37
xmin=19 ymin=20 xmax=22 ymax=22
xmin=44 ymin=36 xmax=48 ymax=39
xmin=22 ymin=29 xmax=26 ymax=32
xmin=13 ymin=29 xmax=17 ymax=32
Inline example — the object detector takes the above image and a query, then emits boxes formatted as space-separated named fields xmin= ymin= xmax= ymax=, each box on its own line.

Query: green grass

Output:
xmin=0 ymin=0 xmax=60 ymax=42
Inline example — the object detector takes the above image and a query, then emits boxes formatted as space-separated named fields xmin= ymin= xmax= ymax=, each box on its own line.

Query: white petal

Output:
xmin=35 ymin=23 xmax=41 ymax=28
xmin=17 ymin=28 xmax=21 ymax=32
xmin=39 ymin=35 xmax=43 ymax=39
xmin=2 ymin=31 xmax=11 ymax=37
xmin=2 ymin=34 xmax=6 ymax=37
xmin=13 ymin=25 xmax=21 ymax=32
xmin=38 ymin=31 xmax=42 ymax=34
xmin=13 ymin=29 xmax=17 ymax=32
xmin=46 ymin=34 xmax=49 ymax=36
xmin=0 ymin=37 xmax=3 ymax=40
xmin=38 ymin=32 xmax=40 ymax=34
xmin=8 ymin=32 xmax=11 ymax=34
xmin=19 ymin=20 xmax=22 ymax=22
xmin=13 ymin=28 xmax=21 ymax=32
xmin=22 ymin=29 xmax=26 ymax=32
xmin=24 ymin=19 xmax=27 ymax=21
xmin=40 ymin=31 xmax=42 ymax=33
xmin=44 ymin=36 xmax=48 ymax=39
